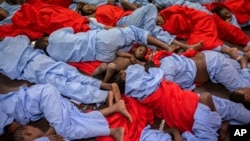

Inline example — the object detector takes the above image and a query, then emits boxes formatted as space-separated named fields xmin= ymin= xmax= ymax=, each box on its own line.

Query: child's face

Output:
xmin=81 ymin=4 xmax=96 ymax=15
xmin=156 ymin=15 xmax=165 ymax=26
xmin=23 ymin=126 xmax=44 ymax=141
xmin=218 ymin=8 xmax=232 ymax=21
xmin=134 ymin=46 xmax=147 ymax=59
xmin=0 ymin=7 xmax=9 ymax=21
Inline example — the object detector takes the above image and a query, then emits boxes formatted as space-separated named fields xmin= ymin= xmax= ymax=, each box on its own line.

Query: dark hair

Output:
xmin=4 ymin=126 xmax=25 ymax=141
xmin=211 ymin=6 xmax=226 ymax=17
xmin=0 ymin=7 xmax=8 ymax=21
xmin=77 ymin=2 xmax=91 ymax=16
xmin=112 ymin=72 xmax=126 ymax=94
xmin=132 ymin=44 xmax=148 ymax=61
xmin=144 ymin=61 xmax=157 ymax=72
xmin=34 ymin=37 xmax=49 ymax=56
xmin=230 ymin=92 xmax=250 ymax=110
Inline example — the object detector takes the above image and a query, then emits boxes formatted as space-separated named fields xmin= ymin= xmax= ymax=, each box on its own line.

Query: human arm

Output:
xmin=120 ymin=0 xmax=140 ymax=11
xmin=172 ymin=39 xmax=202 ymax=51
xmin=34 ymin=135 xmax=65 ymax=141
xmin=164 ymin=128 xmax=184 ymax=141
xmin=44 ymin=126 xmax=56 ymax=136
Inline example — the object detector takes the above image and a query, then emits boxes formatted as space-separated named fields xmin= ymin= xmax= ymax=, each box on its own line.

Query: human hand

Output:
xmin=8 ymin=121 xmax=21 ymax=133
xmin=48 ymin=135 xmax=65 ymax=141
xmin=130 ymin=55 xmax=137 ymax=64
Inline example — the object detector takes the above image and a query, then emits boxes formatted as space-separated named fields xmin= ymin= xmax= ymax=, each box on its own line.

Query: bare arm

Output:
xmin=172 ymin=39 xmax=202 ymax=51
xmin=164 ymin=128 xmax=184 ymax=141
xmin=120 ymin=0 xmax=139 ymax=11
xmin=44 ymin=126 xmax=56 ymax=136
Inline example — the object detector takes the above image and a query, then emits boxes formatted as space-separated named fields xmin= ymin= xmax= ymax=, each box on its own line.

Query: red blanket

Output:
xmin=160 ymin=5 xmax=223 ymax=51
xmin=141 ymin=79 xmax=199 ymax=133
xmin=204 ymin=0 xmax=250 ymax=25
xmin=213 ymin=14 xmax=250 ymax=46
xmin=95 ymin=5 xmax=132 ymax=26
xmin=69 ymin=61 xmax=102 ymax=75
xmin=27 ymin=0 xmax=72 ymax=7
xmin=0 ymin=2 xmax=90 ymax=40
xmin=97 ymin=96 xmax=154 ymax=141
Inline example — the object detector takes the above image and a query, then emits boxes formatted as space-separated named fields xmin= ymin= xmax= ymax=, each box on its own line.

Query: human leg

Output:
xmin=91 ymin=63 xmax=108 ymax=77
xmin=139 ymin=125 xmax=173 ymax=141
xmin=99 ymin=100 xmax=132 ymax=122
xmin=20 ymin=53 xmax=109 ymax=104
xmin=212 ymin=95 xmax=250 ymax=125
xmin=203 ymin=51 xmax=250 ymax=93
xmin=110 ymin=128 xmax=125 ymax=141
xmin=117 ymin=3 xmax=176 ymax=45
xmin=182 ymin=103 xmax=221 ymax=141
xmin=103 ymin=63 xmax=117 ymax=82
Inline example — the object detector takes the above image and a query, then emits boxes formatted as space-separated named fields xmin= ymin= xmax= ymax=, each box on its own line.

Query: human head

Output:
xmin=34 ymin=37 xmax=49 ymax=50
xmin=156 ymin=14 xmax=165 ymax=26
xmin=132 ymin=45 xmax=147 ymax=60
xmin=4 ymin=125 xmax=44 ymax=141
xmin=113 ymin=70 xmax=126 ymax=93
xmin=77 ymin=3 xmax=97 ymax=16
xmin=0 ymin=7 xmax=9 ymax=21
xmin=211 ymin=6 xmax=232 ymax=21
xmin=231 ymin=88 xmax=250 ymax=102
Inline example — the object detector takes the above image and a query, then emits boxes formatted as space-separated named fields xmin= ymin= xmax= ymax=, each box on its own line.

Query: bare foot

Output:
xmin=110 ymin=127 xmax=124 ymax=141
xmin=188 ymin=40 xmax=203 ymax=51
xmin=114 ymin=100 xmax=132 ymax=123
xmin=169 ymin=44 xmax=180 ymax=52
xmin=219 ymin=121 xmax=230 ymax=141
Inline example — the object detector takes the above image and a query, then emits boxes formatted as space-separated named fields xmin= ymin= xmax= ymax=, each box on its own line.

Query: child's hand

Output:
xmin=48 ymin=135 xmax=65 ymax=141
xmin=130 ymin=56 xmax=137 ymax=64
xmin=8 ymin=121 xmax=21 ymax=133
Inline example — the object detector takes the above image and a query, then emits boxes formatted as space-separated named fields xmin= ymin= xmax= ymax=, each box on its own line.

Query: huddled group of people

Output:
xmin=0 ymin=0 xmax=250 ymax=141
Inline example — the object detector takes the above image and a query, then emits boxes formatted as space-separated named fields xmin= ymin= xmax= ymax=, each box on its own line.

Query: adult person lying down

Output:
xmin=145 ymin=49 xmax=250 ymax=103
xmin=0 ymin=35 xmax=121 ymax=105
xmin=115 ymin=64 xmax=250 ymax=141
xmin=34 ymin=26 xmax=183 ymax=63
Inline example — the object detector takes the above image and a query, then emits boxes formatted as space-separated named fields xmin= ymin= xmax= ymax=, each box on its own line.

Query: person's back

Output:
xmin=0 ymin=35 xmax=114 ymax=105
xmin=47 ymin=27 xmax=98 ymax=62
